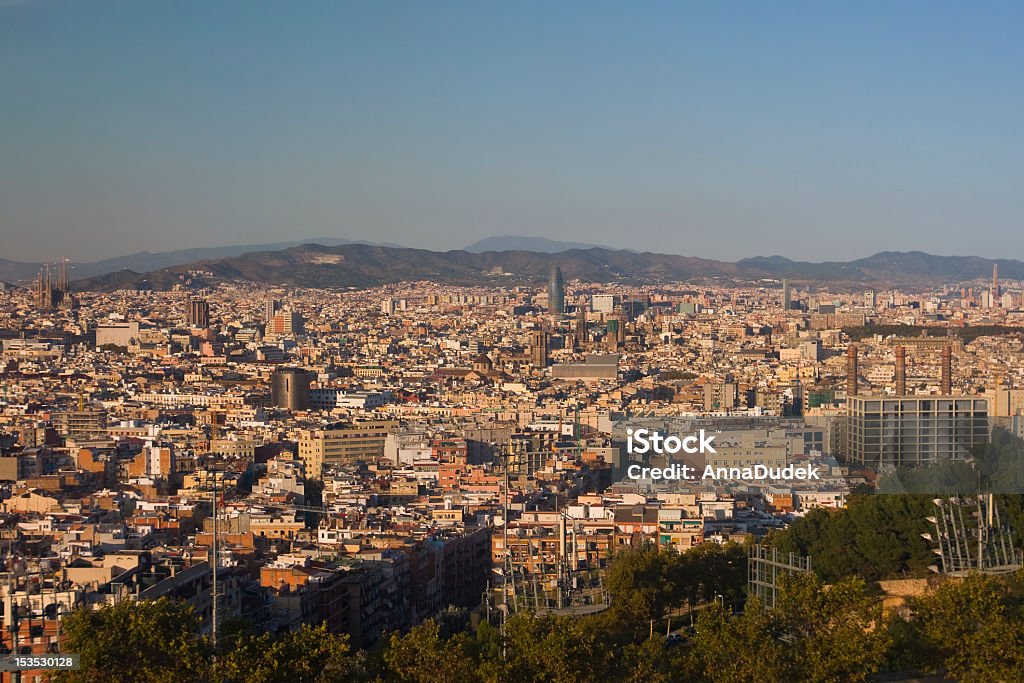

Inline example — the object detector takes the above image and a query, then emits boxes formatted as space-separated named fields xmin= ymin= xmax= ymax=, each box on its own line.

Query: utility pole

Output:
xmin=494 ymin=442 xmax=509 ymax=658
xmin=557 ymin=512 xmax=565 ymax=610
xmin=211 ymin=463 xmax=218 ymax=656
xmin=6 ymin=573 xmax=19 ymax=683
xmin=502 ymin=443 xmax=509 ymax=606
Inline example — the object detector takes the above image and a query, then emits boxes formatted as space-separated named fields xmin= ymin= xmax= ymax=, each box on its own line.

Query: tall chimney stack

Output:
xmin=846 ymin=345 xmax=859 ymax=397
xmin=941 ymin=345 xmax=952 ymax=395
xmin=895 ymin=345 xmax=906 ymax=396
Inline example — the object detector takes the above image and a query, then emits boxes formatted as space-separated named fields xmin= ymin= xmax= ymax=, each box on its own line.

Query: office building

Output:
xmin=298 ymin=421 xmax=397 ymax=476
xmin=187 ymin=298 xmax=210 ymax=328
xmin=269 ymin=309 xmax=304 ymax=336
xmin=846 ymin=396 xmax=989 ymax=468
xmin=605 ymin=317 xmax=626 ymax=349
xmin=265 ymin=299 xmax=281 ymax=324
xmin=547 ymin=266 xmax=565 ymax=315
xmin=591 ymin=294 xmax=618 ymax=314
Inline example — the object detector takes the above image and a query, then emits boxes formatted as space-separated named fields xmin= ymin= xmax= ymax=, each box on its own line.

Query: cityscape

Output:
xmin=3 ymin=2 xmax=1024 ymax=681
xmin=1 ymin=249 xmax=1024 ymax=680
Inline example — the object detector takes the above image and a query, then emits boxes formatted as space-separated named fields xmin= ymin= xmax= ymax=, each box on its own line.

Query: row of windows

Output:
xmin=851 ymin=428 xmax=987 ymax=437
xmin=856 ymin=414 xmax=988 ymax=425
xmin=857 ymin=426 xmax=985 ymax=433
xmin=853 ymin=400 xmax=988 ymax=412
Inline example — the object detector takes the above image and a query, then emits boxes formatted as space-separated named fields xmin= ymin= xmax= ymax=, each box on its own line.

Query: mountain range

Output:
xmin=1 ymin=235 xmax=619 ymax=285
xmin=66 ymin=243 xmax=1020 ymax=292
xmin=0 ymin=237 xmax=393 ymax=284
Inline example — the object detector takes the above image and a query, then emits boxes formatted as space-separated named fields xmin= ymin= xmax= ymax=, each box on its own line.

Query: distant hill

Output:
xmin=69 ymin=243 xmax=1024 ymax=292
xmin=73 ymin=243 xmax=741 ymax=291
xmin=464 ymin=235 xmax=611 ymax=253
xmin=737 ymin=251 xmax=1024 ymax=281
xmin=0 ymin=237 xmax=397 ymax=284
xmin=0 ymin=259 xmax=44 ymax=284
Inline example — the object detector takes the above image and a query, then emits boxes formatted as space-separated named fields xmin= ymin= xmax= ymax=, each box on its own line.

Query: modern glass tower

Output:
xmin=548 ymin=266 xmax=565 ymax=315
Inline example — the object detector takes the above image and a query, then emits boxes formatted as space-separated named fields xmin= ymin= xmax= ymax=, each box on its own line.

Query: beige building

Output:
xmin=95 ymin=322 xmax=141 ymax=347
xmin=2 ymin=490 xmax=61 ymax=514
xmin=298 ymin=421 xmax=397 ymax=477
xmin=704 ymin=445 xmax=788 ymax=469
xmin=988 ymin=388 xmax=1024 ymax=417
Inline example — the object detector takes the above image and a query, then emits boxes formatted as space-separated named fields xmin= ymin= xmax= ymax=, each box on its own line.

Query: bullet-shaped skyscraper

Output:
xmin=548 ymin=266 xmax=565 ymax=315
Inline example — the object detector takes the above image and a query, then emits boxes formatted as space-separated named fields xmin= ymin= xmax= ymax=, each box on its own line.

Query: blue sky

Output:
xmin=2 ymin=1 xmax=1022 ymax=262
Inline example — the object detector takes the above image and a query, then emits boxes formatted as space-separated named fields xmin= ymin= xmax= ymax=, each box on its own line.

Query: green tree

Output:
xmin=500 ymin=613 xmax=609 ymax=683
xmin=770 ymin=495 xmax=934 ymax=581
xmin=598 ymin=543 xmax=679 ymax=642
xmin=616 ymin=636 xmax=677 ymax=683
xmin=774 ymin=573 xmax=889 ymax=683
xmin=218 ymin=623 xmax=358 ymax=683
xmin=55 ymin=598 xmax=211 ymax=683
xmin=585 ymin=541 xmax=748 ymax=647
xmin=675 ymin=542 xmax=747 ymax=612
xmin=685 ymin=574 xmax=888 ymax=683
xmin=685 ymin=599 xmax=789 ymax=683
xmin=382 ymin=619 xmax=480 ymax=683
xmin=906 ymin=573 xmax=1024 ymax=682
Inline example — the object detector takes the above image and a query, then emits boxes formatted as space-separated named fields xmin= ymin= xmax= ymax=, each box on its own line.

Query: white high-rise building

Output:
xmin=591 ymin=294 xmax=618 ymax=314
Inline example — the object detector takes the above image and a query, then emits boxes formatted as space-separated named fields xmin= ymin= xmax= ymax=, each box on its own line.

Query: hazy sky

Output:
xmin=2 ymin=1 xmax=1022 ymax=262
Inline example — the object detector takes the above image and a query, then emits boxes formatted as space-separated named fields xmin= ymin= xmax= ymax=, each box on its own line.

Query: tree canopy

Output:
xmin=56 ymin=598 xmax=211 ymax=683
xmin=768 ymin=494 xmax=936 ymax=582
xmin=51 ymin=544 xmax=1024 ymax=683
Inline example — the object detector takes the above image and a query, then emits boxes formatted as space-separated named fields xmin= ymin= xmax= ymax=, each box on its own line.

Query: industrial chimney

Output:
xmin=941 ymin=345 xmax=952 ymax=395
xmin=895 ymin=346 xmax=906 ymax=396
xmin=846 ymin=345 xmax=859 ymax=397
